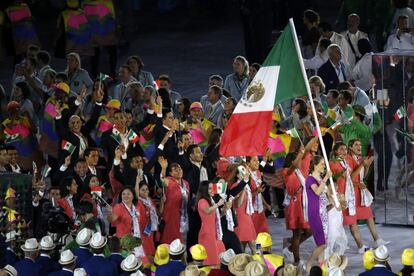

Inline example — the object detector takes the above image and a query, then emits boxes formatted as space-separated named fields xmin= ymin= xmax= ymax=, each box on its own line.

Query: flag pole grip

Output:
xmin=288 ymin=18 xmax=340 ymax=208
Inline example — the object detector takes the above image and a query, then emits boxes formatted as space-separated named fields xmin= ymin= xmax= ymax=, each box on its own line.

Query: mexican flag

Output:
xmin=212 ymin=181 xmax=227 ymax=194
xmin=394 ymin=106 xmax=406 ymax=120
xmin=91 ymin=186 xmax=103 ymax=197
xmin=127 ymin=129 xmax=139 ymax=144
xmin=111 ymin=127 xmax=122 ymax=145
xmin=220 ymin=20 xmax=308 ymax=156
xmin=98 ymin=73 xmax=112 ymax=81
xmin=286 ymin=128 xmax=300 ymax=138
xmin=61 ymin=140 xmax=76 ymax=155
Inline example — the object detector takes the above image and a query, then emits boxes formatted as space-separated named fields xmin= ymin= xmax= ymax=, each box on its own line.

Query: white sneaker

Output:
xmin=283 ymin=247 xmax=294 ymax=263
xmin=376 ymin=238 xmax=390 ymax=246
xmin=358 ymin=245 xmax=369 ymax=254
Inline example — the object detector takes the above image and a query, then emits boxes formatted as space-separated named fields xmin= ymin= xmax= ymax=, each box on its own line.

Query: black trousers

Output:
xmin=374 ymin=130 xmax=393 ymax=190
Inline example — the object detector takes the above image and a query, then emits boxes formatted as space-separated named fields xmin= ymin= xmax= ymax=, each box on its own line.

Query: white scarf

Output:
xmin=353 ymin=155 xmax=364 ymax=182
xmin=123 ymin=202 xmax=141 ymax=238
xmin=295 ymin=169 xmax=308 ymax=222
xmin=251 ymin=170 xmax=264 ymax=213
xmin=139 ymin=196 xmax=159 ymax=231
xmin=245 ymin=184 xmax=254 ymax=215
xmin=340 ymin=160 xmax=356 ymax=216
xmin=211 ymin=198 xmax=223 ymax=240
xmin=179 ymin=183 xmax=189 ymax=233
xmin=222 ymin=194 xmax=235 ymax=231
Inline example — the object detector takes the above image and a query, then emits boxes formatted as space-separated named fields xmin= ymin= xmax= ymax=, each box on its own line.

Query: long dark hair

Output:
xmin=118 ymin=186 xmax=138 ymax=205
xmin=309 ymin=155 xmax=324 ymax=174
xmin=331 ymin=142 xmax=346 ymax=159
xmin=283 ymin=152 xmax=298 ymax=168
xmin=294 ymin=98 xmax=308 ymax=119
xmin=196 ymin=181 xmax=212 ymax=207
xmin=83 ymin=174 xmax=100 ymax=196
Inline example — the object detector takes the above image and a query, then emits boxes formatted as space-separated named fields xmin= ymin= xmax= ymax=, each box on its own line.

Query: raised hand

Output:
xmin=158 ymin=156 xmax=168 ymax=169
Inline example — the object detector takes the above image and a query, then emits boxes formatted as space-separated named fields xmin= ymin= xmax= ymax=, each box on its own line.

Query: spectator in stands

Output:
xmin=340 ymin=14 xmax=368 ymax=68
xmin=316 ymin=22 xmax=350 ymax=65
xmin=158 ymin=74 xmax=182 ymax=114
xmin=304 ymin=38 xmax=331 ymax=71
xmin=352 ymin=38 xmax=374 ymax=92
xmin=224 ymin=56 xmax=250 ymax=101
xmin=317 ymin=44 xmax=350 ymax=91
xmin=127 ymin=55 xmax=155 ymax=88
xmin=386 ymin=15 xmax=414 ymax=50
xmin=65 ymin=52 xmax=93 ymax=97
xmin=248 ymin=63 xmax=261 ymax=82
xmin=303 ymin=9 xmax=321 ymax=58
xmin=36 ymin=50 xmax=52 ymax=82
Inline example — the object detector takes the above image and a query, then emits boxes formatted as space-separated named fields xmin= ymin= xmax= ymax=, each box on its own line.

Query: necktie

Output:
xmin=120 ymin=85 xmax=126 ymax=100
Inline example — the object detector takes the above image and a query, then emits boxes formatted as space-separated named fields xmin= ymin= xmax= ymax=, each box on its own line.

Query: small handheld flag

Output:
xmin=394 ymin=106 xmax=407 ymax=121
xmin=98 ymin=73 xmax=112 ymax=81
xmin=212 ymin=181 xmax=227 ymax=195
xmin=111 ymin=127 xmax=122 ymax=145
xmin=61 ymin=140 xmax=76 ymax=155
xmin=127 ymin=129 xmax=139 ymax=144
xmin=286 ymin=128 xmax=300 ymax=138
xmin=91 ymin=186 xmax=103 ymax=197
xmin=286 ymin=127 xmax=303 ymax=146
xmin=41 ymin=166 xmax=52 ymax=180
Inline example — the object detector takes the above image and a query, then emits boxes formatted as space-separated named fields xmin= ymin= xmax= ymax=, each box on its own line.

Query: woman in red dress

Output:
xmin=329 ymin=142 xmax=357 ymax=226
xmin=298 ymin=137 xmax=319 ymax=179
xmin=137 ymin=181 xmax=157 ymax=258
xmin=58 ymin=176 xmax=78 ymax=223
xmin=246 ymin=156 xmax=270 ymax=234
xmin=196 ymin=180 xmax=226 ymax=265
xmin=282 ymin=148 xmax=311 ymax=264
xmin=80 ymin=175 xmax=103 ymax=218
xmin=159 ymin=160 xmax=190 ymax=244
xmin=231 ymin=165 xmax=256 ymax=253
xmin=108 ymin=186 xmax=141 ymax=239
xmin=345 ymin=139 xmax=388 ymax=251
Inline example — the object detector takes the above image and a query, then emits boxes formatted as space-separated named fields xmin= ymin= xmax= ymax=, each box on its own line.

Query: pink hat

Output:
xmin=190 ymin=102 xmax=203 ymax=110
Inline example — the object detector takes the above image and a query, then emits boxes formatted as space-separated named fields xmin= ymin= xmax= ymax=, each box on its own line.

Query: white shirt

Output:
xmin=385 ymin=32 xmax=414 ymax=51
xmin=303 ymin=50 xmax=328 ymax=70
xmin=190 ymin=160 xmax=208 ymax=183
xmin=330 ymin=61 xmax=345 ymax=83
xmin=316 ymin=32 xmax=350 ymax=65
xmin=340 ymin=30 xmax=368 ymax=68
xmin=352 ymin=52 xmax=374 ymax=91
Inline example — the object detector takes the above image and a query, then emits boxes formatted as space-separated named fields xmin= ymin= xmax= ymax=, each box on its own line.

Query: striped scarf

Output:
xmin=211 ymin=198 xmax=223 ymax=240
xmin=139 ymin=197 xmax=159 ymax=231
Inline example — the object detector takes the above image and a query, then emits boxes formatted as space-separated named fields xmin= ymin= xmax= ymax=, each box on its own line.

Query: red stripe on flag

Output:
xmin=220 ymin=111 xmax=272 ymax=156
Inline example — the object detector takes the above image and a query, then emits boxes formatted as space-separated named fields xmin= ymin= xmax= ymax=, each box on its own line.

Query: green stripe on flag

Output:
xmin=262 ymin=23 xmax=308 ymax=104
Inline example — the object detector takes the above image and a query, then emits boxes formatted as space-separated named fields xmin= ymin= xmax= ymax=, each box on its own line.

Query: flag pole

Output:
xmin=288 ymin=18 xmax=340 ymax=208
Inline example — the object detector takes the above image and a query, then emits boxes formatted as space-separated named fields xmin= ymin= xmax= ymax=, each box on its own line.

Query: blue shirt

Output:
xmin=72 ymin=247 xmax=92 ymax=268
xmin=14 ymin=257 xmax=42 ymax=276
xmin=155 ymin=260 xmax=186 ymax=276
xmin=82 ymin=255 xmax=118 ymax=276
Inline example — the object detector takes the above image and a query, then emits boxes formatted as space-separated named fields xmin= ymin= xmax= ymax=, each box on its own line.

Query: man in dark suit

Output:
xmin=176 ymin=144 xmax=209 ymax=262
xmin=100 ymin=109 xmax=155 ymax=168
xmin=153 ymin=109 xmax=180 ymax=164
xmin=317 ymin=44 xmax=350 ymax=91
xmin=52 ymin=157 xmax=89 ymax=202
xmin=359 ymin=245 xmax=398 ymax=276
xmin=55 ymin=98 xmax=102 ymax=165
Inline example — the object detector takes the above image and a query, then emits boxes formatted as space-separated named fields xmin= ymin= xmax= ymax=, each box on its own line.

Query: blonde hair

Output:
xmin=309 ymin=75 xmax=326 ymax=92
xmin=234 ymin=56 xmax=249 ymax=77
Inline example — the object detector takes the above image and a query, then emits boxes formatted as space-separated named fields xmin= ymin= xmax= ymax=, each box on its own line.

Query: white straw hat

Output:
xmin=120 ymin=254 xmax=143 ymax=272
xmin=59 ymin=250 xmax=77 ymax=265
xmin=21 ymin=238 xmax=40 ymax=252
xmin=76 ymin=228 xmax=93 ymax=246
xmin=89 ymin=232 xmax=107 ymax=249
xmin=40 ymin=235 xmax=56 ymax=250
xmin=169 ymin=239 xmax=185 ymax=255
